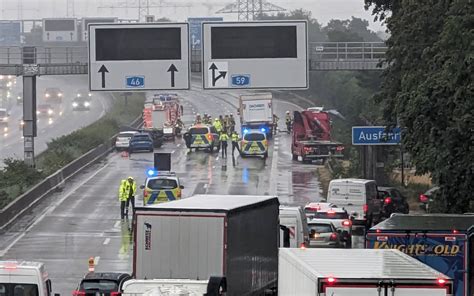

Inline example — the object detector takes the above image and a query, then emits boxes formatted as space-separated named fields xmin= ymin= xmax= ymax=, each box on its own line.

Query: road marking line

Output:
xmin=103 ymin=238 xmax=110 ymax=245
xmin=0 ymin=156 xmax=114 ymax=257
xmin=203 ymin=184 xmax=208 ymax=188
xmin=94 ymin=256 xmax=100 ymax=265
xmin=177 ymin=144 xmax=181 ymax=147
xmin=114 ymin=221 xmax=120 ymax=228
xmin=216 ymin=156 xmax=219 ymax=160
xmin=171 ymin=150 xmax=175 ymax=154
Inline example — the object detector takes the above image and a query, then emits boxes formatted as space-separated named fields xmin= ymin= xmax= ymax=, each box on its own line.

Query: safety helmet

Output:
xmin=286 ymin=111 xmax=290 ymax=114
xmin=196 ymin=113 xmax=201 ymax=116
xmin=214 ymin=118 xmax=219 ymax=121
xmin=128 ymin=176 xmax=134 ymax=181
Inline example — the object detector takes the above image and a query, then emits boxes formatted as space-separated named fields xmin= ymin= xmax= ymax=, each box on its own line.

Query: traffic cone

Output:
xmin=88 ymin=257 xmax=95 ymax=272
xmin=121 ymin=151 xmax=129 ymax=158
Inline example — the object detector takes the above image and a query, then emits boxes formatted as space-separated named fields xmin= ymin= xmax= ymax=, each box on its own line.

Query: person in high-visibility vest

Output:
xmin=125 ymin=176 xmax=137 ymax=216
xmin=219 ymin=131 xmax=229 ymax=158
xmin=231 ymin=131 xmax=241 ymax=156
xmin=118 ymin=179 xmax=129 ymax=219
xmin=213 ymin=118 xmax=222 ymax=133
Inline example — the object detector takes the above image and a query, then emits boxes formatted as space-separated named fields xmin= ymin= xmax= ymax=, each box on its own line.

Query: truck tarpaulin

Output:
xmin=366 ymin=214 xmax=474 ymax=296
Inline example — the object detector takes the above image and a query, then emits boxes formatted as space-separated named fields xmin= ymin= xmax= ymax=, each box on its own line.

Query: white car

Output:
xmin=115 ymin=131 xmax=138 ymax=151
xmin=304 ymin=202 xmax=337 ymax=218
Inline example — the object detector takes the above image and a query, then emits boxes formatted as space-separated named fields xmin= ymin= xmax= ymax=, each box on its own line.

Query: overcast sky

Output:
xmin=0 ymin=0 xmax=386 ymax=31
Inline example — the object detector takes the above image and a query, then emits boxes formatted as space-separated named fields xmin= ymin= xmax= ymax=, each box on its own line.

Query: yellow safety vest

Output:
xmin=231 ymin=133 xmax=239 ymax=142
xmin=213 ymin=121 xmax=222 ymax=132
xmin=219 ymin=133 xmax=229 ymax=141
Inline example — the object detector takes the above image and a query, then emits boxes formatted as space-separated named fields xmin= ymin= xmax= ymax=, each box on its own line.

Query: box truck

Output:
xmin=278 ymin=248 xmax=453 ymax=296
xmin=239 ymin=93 xmax=274 ymax=138
xmin=133 ymin=195 xmax=279 ymax=296
xmin=366 ymin=214 xmax=474 ymax=296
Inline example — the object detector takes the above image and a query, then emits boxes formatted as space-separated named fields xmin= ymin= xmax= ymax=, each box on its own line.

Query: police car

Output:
xmin=185 ymin=124 xmax=220 ymax=152
xmin=240 ymin=129 xmax=268 ymax=158
xmin=140 ymin=171 xmax=184 ymax=205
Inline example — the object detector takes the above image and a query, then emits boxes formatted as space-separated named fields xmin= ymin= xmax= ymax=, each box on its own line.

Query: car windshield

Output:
xmin=147 ymin=178 xmax=178 ymax=190
xmin=118 ymin=132 xmax=136 ymax=138
xmin=46 ymin=88 xmax=60 ymax=93
xmin=313 ymin=212 xmax=349 ymax=219
xmin=244 ymin=133 xmax=265 ymax=141
xmin=132 ymin=135 xmax=150 ymax=141
xmin=80 ymin=279 xmax=118 ymax=291
xmin=308 ymin=223 xmax=333 ymax=233
xmin=190 ymin=127 xmax=208 ymax=134
xmin=0 ymin=283 xmax=39 ymax=296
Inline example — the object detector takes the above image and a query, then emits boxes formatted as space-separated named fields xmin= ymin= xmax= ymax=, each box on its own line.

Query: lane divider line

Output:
xmin=103 ymin=238 xmax=110 ymax=245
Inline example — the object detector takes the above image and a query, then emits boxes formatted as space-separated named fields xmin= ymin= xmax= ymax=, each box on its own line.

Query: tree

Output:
xmin=365 ymin=0 xmax=474 ymax=212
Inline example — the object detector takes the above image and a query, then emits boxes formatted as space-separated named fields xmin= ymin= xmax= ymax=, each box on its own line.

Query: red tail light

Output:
xmin=330 ymin=233 xmax=338 ymax=241
xmin=72 ymin=291 xmax=86 ymax=296
xmin=437 ymin=278 xmax=446 ymax=286
xmin=207 ymin=133 xmax=213 ymax=141
xmin=342 ymin=220 xmax=352 ymax=227
xmin=177 ymin=190 xmax=182 ymax=198
xmin=419 ymin=194 xmax=429 ymax=203
xmin=309 ymin=206 xmax=320 ymax=211
xmin=303 ymin=146 xmax=312 ymax=153
xmin=143 ymin=190 xmax=148 ymax=198
xmin=299 ymin=242 xmax=306 ymax=249
xmin=363 ymin=204 xmax=368 ymax=213
xmin=327 ymin=210 xmax=336 ymax=215
xmin=327 ymin=277 xmax=337 ymax=284
xmin=111 ymin=292 xmax=122 ymax=296
xmin=384 ymin=197 xmax=392 ymax=204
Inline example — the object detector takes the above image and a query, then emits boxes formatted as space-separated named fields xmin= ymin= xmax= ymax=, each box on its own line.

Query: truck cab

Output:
xmin=0 ymin=261 xmax=53 ymax=296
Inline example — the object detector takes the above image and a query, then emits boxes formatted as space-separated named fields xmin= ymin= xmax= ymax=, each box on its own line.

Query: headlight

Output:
xmin=0 ymin=75 xmax=4 ymax=80
xmin=84 ymin=101 xmax=90 ymax=107
xmin=7 ymin=75 xmax=12 ymax=79
xmin=20 ymin=120 xmax=24 ymax=126
xmin=72 ymin=102 xmax=78 ymax=107
xmin=45 ymin=93 xmax=50 ymax=98
xmin=48 ymin=109 xmax=53 ymax=115
xmin=17 ymin=96 xmax=21 ymax=100
xmin=58 ymin=93 xmax=63 ymax=97
xmin=3 ymin=127 xmax=8 ymax=132
xmin=77 ymin=94 xmax=81 ymax=97
xmin=88 ymin=93 xmax=92 ymax=97
xmin=36 ymin=111 xmax=40 ymax=115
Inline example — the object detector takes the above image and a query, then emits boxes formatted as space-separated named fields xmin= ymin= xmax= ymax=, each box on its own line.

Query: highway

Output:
xmin=0 ymin=84 xmax=323 ymax=295
xmin=0 ymin=75 xmax=110 ymax=162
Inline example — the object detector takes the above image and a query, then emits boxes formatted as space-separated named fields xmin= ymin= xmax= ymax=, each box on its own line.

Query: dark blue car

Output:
xmin=129 ymin=133 xmax=154 ymax=153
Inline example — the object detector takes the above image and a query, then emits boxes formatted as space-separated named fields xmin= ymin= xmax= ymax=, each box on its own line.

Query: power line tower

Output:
xmin=216 ymin=0 xmax=285 ymax=21
xmin=66 ymin=0 xmax=75 ymax=17
xmin=98 ymin=0 xmax=192 ymax=21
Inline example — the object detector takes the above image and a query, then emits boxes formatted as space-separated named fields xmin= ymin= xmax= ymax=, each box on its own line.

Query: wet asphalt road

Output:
xmin=0 ymin=75 xmax=110 ymax=161
xmin=0 ymin=81 xmax=324 ymax=295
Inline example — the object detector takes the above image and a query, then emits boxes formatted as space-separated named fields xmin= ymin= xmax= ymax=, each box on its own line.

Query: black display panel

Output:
xmin=211 ymin=26 xmax=297 ymax=59
xmin=44 ymin=19 xmax=75 ymax=31
xmin=95 ymin=28 xmax=181 ymax=61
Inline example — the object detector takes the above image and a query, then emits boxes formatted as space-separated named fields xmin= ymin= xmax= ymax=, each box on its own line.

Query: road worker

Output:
xmin=213 ymin=118 xmax=222 ymax=133
xmin=231 ymin=131 xmax=241 ymax=156
xmin=125 ymin=176 xmax=137 ymax=215
xmin=219 ymin=131 xmax=229 ymax=158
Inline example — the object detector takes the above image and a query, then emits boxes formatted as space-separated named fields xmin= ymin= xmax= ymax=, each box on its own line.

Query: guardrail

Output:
xmin=0 ymin=113 xmax=143 ymax=231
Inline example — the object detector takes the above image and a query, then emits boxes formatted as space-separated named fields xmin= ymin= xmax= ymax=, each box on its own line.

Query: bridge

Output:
xmin=0 ymin=42 xmax=387 ymax=75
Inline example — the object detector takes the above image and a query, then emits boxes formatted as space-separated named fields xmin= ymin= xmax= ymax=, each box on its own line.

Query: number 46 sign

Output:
xmin=126 ymin=76 xmax=145 ymax=88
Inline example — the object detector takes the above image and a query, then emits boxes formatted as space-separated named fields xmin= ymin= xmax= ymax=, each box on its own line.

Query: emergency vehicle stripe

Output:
xmin=257 ymin=142 xmax=265 ymax=151
xmin=289 ymin=226 xmax=296 ymax=239
xmin=165 ymin=191 xmax=176 ymax=201
xmin=244 ymin=143 xmax=252 ymax=151
xmin=192 ymin=135 xmax=209 ymax=145
xmin=147 ymin=192 xmax=159 ymax=204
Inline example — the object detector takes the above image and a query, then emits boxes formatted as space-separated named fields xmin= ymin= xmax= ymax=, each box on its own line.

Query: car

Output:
xmin=307 ymin=219 xmax=343 ymax=248
xmin=72 ymin=97 xmax=91 ymax=111
xmin=327 ymin=178 xmax=383 ymax=227
xmin=310 ymin=208 xmax=353 ymax=248
xmin=184 ymin=124 xmax=220 ymax=152
xmin=129 ymin=133 xmax=154 ymax=153
xmin=139 ymin=128 xmax=164 ymax=148
xmin=240 ymin=129 xmax=268 ymax=158
xmin=36 ymin=104 xmax=54 ymax=117
xmin=0 ymin=108 xmax=9 ymax=127
xmin=73 ymin=272 xmax=131 ymax=296
xmin=140 ymin=172 xmax=184 ymax=205
xmin=377 ymin=186 xmax=410 ymax=217
xmin=43 ymin=87 xmax=63 ymax=104
xmin=304 ymin=202 xmax=337 ymax=218
xmin=75 ymin=89 xmax=92 ymax=99
xmin=418 ymin=186 xmax=439 ymax=212
xmin=279 ymin=206 xmax=310 ymax=248
xmin=115 ymin=131 xmax=138 ymax=151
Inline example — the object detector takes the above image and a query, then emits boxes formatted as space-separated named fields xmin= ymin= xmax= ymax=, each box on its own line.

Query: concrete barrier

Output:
xmin=0 ymin=115 xmax=142 ymax=231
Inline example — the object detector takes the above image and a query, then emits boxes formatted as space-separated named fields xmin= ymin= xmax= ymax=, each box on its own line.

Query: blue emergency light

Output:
xmin=260 ymin=127 xmax=266 ymax=133
xmin=147 ymin=169 xmax=158 ymax=177
xmin=243 ymin=128 xmax=249 ymax=134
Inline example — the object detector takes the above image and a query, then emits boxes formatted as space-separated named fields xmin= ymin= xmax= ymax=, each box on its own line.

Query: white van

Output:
xmin=279 ymin=206 xmax=310 ymax=248
xmin=0 ymin=261 xmax=53 ymax=296
xmin=327 ymin=179 xmax=382 ymax=226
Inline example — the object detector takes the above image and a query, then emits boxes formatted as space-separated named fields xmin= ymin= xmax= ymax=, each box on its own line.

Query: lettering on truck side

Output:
xmin=248 ymin=103 xmax=265 ymax=110
xmin=373 ymin=241 xmax=461 ymax=256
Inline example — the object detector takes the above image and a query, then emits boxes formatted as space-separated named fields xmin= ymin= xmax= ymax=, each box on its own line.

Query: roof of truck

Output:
xmin=329 ymin=178 xmax=375 ymax=184
xmin=280 ymin=249 xmax=449 ymax=280
xmin=370 ymin=214 xmax=474 ymax=232
xmin=135 ymin=195 xmax=278 ymax=213
xmin=0 ymin=261 xmax=44 ymax=269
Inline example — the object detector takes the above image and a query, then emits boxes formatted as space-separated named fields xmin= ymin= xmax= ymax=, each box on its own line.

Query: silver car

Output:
xmin=115 ymin=131 xmax=138 ymax=151
xmin=307 ymin=219 xmax=342 ymax=248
